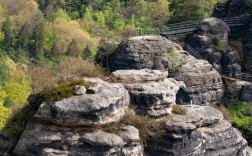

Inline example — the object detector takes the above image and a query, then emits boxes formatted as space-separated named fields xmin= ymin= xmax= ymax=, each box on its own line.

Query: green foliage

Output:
xmin=51 ymin=9 xmax=71 ymax=21
xmin=169 ymin=0 xmax=210 ymax=23
xmin=3 ymin=96 xmax=13 ymax=108
xmin=214 ymin=35 xmax=224 ymax=52
xmin=168 ymin=48 xmax=178 ymax=73
xmin=82 ymin=46 xmax=92 ymax=59
xmin=228 ymin=101 xmax=252 ymax=146
xmin=39 ymin=78 xmax=90 ymax=103
xmin=2 ymin=16 xmax=15 ymax=50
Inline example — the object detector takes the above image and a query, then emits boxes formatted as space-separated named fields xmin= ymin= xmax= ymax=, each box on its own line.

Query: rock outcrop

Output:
xmin=146 ymin=105 xmax=252 ymax=156
xmin=1 ymin=78 xmax=143 ymax=156
xmin=108 ymin=36 xmax=173 ymax=71
xmin=186 ymin=17 xmax=242 ymax=72
xmin=223 ymin=79 xmax=252 ymax=102
xmin=113 ymin=69 xmax=185 ymax=117
xmin=110 ymin=36 xmax=224 ymax=105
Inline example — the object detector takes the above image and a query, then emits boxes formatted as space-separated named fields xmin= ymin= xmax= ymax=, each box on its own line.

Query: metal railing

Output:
xmin=129 ymin=28 xmax=160 ymax=37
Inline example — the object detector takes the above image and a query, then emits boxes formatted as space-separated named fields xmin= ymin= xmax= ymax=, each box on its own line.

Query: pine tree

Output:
xmin=2 ymin=16 xmax=15 ymax=50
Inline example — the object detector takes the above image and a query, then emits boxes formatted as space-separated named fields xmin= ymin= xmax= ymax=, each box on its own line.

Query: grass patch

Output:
xmin=39 ymin=78 xmax=90 ymax=103
xmin=103 ymin=110 xmax=170 ymax=144
xmin=172 ymin=105 xmax=187 ymax=115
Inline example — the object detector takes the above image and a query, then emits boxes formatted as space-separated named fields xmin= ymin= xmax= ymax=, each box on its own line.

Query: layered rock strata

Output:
xmin=186 ymin=17 xmax=242 ymax=72
xmin=112 ymin=69 xmax=185 ymax=117
xmin=2 ymin=78 xmax=143 ymax=156
xmin=146 ymin=105 xmax=252 ymax=156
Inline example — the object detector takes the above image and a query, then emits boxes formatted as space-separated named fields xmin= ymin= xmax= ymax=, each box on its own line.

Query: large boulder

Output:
xmin=146 ymin=105 xmax=252 ymax=156
xmin=112 ymin=69 xmax=185 ymax=117
xmin=34 ymin=78 xmax=130 ymax=127
xmin=186 ymin=17 xmax=242 ymax=73
xmin=108 ymin=36 xmax=177 ymax=71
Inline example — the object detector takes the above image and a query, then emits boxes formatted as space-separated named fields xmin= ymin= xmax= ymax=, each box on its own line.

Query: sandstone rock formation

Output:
xmin=110 ymin=36 xmax=224 ymax=105
xmin=146 ymin=105 xmax=252 ymax=156
xmin=0 ymin=78 xmax=143 ymax=156
xmin=108 ymin=36 xmax=172 ymax=71
xmin=223 ymin=79 xmax=252 ymax=102
xmin=186 ymin=17 xmax=242 ymax=72
xmin=34 ymin=77 xmax=130 ymax=127
xmin=112 ymin=69 xmax=185 ymax=117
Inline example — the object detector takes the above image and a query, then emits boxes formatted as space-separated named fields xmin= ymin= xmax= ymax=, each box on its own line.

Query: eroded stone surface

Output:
xmin=146 ymin=105 xmax=251 ymax=156
xmin=112 ymin=69 xmax=168 ymax=83
xmin=34 ymin=78 xmax=130 ymax=126
xmin=124 ymin=77 xmax=185 ymax=117
xmin=13 ymin=123 xmax=142 ymax=156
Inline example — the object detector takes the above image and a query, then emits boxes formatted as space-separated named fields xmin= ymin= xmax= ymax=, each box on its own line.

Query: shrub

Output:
xmin=56 ymin=57 xmax=105 ymax=79
xmin=103 ymin=109 xmax=170 ymax=144
xmin=29 ymin=65 xmax=58 ymax=92
xmin=39 ymin=78 xmax=90 ymax=103
xmin=214 ymin=35 xmax=224 ymax=52
xmin=29 ymin=57 xmax=105 ymax=92
xmin=172 ymin=105 xmax=187 ymax=115
xmin=228 ymin=101 xmax=252 ymax=146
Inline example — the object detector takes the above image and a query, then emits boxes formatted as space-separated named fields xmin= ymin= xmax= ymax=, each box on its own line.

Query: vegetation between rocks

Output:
xmin=228 ymin=101 xmax=252 ymax=146
xmin=104 ymin=109 xmax=170 ymax=144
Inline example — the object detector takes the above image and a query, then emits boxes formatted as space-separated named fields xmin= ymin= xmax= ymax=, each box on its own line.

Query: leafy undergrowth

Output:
xmin=228 ymin=101 xmax=252 ymax=146
xmin=39 ymin=78 xmax=90 ymax=103
xmin=103 ymin=109 xmax=170 ymax=145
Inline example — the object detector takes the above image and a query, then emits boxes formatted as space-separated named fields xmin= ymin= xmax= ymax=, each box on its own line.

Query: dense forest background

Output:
xmin=0 ymin=0 xmax=221 ymax=129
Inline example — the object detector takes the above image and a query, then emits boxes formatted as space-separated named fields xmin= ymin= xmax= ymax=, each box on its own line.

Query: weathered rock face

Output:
xmin=146 ymin=105 xmax=252 ymax=156
xmin=223 ymin=79 xmax=252 ymax=102
xmin=110 ymin=36 xmax=224 ymax=105
xmin=1 ymin=78 xmax=143 ymax=156
xmin=171 ymin=51 xmax=224 ymax=105
xmin=34 ymin=78 xmax=130 ymax=127
xmin=186 ymin=17 xmax=242 ymax=72
xmin=109 ymin=36 xmax=176 ymax=71
xmin=13 ymin=123 xmax=142 ymax=156
xmin=112 ymin=69 xmax=185 ymax=117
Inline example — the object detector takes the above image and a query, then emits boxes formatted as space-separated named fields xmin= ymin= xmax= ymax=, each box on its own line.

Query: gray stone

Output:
xmin=82 ymin=131 xmax=123 ymax=147
xmin=108 ymin=36 xmax=175 ymax=71
xmin=112 ymin=69 xmax=168 ymax=83
xmin=146 ymin=105 xmax=251 ymax=156
xmin=124 ymin=78 xmax=185 ymax=117
xmin=73 ymin=85 xmax=86 ymax=95
xmin=13 ymin=123 xmax=142 ymax=156
xmin=34 ymin=78 xmax=130 ymax=126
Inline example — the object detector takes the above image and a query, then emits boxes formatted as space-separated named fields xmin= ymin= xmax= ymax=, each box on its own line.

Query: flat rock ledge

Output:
xmin=146 ymin=105 xmax=252 ymax=156
xmin=112 ymin=69 xmax=168 ymax=83
xmin=34 ymin=78 xmax=130 ymax=126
